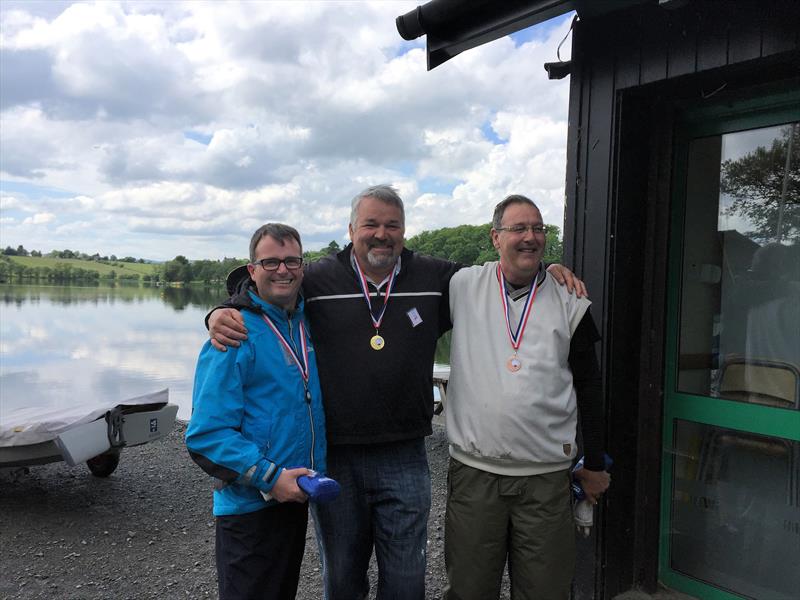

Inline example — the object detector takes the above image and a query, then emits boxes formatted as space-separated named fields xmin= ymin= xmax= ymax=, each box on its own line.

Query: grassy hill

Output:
xmin=5 ymin=255 xmax=159 ymax=277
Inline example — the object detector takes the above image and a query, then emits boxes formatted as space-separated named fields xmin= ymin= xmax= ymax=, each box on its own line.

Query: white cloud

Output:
xmin=22 ymin=212 xmax=56 ymax=225
xmin=1 ymin=1 xmax=575 ymax=259
xmin=0 ymin=194 xmax=24 ymax=210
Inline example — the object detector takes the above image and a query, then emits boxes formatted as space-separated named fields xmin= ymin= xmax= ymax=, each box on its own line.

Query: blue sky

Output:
xmin=1 ymin=1 xmax=574 ymax=260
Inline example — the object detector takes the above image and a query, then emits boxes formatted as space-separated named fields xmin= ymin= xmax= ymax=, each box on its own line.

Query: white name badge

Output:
xmin=406 ymin=307 xmax=423 ymax=327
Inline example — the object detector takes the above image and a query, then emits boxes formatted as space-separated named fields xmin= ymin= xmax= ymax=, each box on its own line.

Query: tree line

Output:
xmin=0 ymin=256 xmax=144 ymax=283
xmin=157 ymin=224 xmax=563 ymax=284
xmin=158 ymin=240 xmax=345 ymax=284
xmin=3 ymin=245 xmax=147 ymax=263
xmin=405 ymin=223 xmax=564 ymax=265
xmin=1 ymin=223 xmax=564 ymax=285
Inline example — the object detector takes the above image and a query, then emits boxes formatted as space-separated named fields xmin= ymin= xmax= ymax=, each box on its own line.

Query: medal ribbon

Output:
xmin=353 ymin=255 xmax=398 ymax=331
xmin=496 ymin=264 xmax=539 ymax=352
xmin=261 ymin=314 xmax=309 ymax=383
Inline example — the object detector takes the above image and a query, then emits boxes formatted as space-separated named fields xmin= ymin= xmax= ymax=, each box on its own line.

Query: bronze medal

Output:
xmin=497 ymin=265 xmax=539 ymax=376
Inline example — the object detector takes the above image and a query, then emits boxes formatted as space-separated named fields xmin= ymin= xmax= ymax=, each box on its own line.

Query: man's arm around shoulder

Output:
xmin=204 ymin=265 xmax=252 ymax=351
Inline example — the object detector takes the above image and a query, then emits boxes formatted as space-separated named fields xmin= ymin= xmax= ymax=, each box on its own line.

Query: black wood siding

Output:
xmin=563 ymin=1 xmax=799 ymax=597
xmin=607 ymin=0 xmax=799 ymax=92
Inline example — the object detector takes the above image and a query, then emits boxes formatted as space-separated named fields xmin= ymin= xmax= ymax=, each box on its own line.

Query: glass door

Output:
xmin=660 ymin=94 xmax=800 ymax=599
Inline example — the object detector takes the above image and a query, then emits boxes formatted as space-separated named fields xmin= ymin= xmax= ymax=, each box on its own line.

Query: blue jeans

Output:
xmin=312 ymin=438 xmax=431 ymax=600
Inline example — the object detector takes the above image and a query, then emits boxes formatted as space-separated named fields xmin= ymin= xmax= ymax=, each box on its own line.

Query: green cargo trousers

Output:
xmin=443 ymin=458 xmax=575 ymax=600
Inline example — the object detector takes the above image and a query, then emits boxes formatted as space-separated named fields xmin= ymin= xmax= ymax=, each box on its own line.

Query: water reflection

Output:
xmin=0 ymin=284 xmax=226 ymax=421
xmin=160 ymin=286 xmax=230 ymax=311
xmin=2 ymin=284 xmax=227 ymax=309
xmin=1 ymin=283 xmax=454 ymax=422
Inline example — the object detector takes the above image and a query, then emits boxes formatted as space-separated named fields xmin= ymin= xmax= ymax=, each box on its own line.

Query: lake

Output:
xmin=0 ymin=283 xmax=451 ymax=421
xmin=0 ymin=283 xmax=226 ymax=421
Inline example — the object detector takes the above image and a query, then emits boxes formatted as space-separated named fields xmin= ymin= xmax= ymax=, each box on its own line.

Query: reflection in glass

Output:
xmin=670 ymin=420 xmax=799 ymax=599
xmin=677 ymin=123 xmax=800 ymax=407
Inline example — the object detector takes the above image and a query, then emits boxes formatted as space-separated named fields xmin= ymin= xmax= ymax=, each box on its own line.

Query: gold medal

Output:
xmin=353 ymin=254 xmax=397 ymax=354
xmin=506 ymin=356 xmax=521 ymax=372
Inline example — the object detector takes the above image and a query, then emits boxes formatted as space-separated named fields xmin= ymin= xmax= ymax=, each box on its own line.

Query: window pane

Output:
xmin=677 ymin=123 xmax=800 ymax=407
xmin=669 ymin=419 xmax=800 ymax=599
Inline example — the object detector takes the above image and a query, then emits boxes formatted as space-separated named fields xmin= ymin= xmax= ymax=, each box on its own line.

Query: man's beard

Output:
xmin=367 ymin=246 xmax=397 ymax=269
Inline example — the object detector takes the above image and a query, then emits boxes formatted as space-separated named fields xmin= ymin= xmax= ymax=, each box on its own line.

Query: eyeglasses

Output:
xmin=253 ymin=256 xmax=304 ymax=271
xmin=495 ymin=224 xmax=546 ymax=235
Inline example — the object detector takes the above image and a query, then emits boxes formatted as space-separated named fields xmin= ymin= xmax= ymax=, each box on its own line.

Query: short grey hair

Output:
xmin=492 ymin=195 xmax=540 ymax=229
xmin=350 ymin=184 xmax=405 ymax=228
xmin=249 ymin=223 xmax=303 ymax=262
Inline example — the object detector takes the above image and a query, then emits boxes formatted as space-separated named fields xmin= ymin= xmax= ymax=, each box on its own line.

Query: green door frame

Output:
xmin=659 ymin=89 xmax=800 ymax=599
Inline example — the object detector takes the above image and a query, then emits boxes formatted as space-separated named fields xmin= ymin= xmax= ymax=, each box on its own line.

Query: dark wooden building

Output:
xmin=397 ymin=1 xmax=799 ymax=598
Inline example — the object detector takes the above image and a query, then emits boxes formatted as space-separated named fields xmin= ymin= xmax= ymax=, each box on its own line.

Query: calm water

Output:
xmin=1 ymin=283 xmax=451 ymax=421
xmin=0 ymin=283 xmax=227 ymax=421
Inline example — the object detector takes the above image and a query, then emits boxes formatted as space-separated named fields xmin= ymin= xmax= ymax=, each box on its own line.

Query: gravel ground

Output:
xmin=0 ymin=422 xmax=688 ymax=600
xmin=0 ymin=422 xmax=461 ymax=600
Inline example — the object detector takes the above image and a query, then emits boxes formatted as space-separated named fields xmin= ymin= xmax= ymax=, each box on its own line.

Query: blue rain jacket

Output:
xmin=186 ymin=291 xmax=326 ymax=516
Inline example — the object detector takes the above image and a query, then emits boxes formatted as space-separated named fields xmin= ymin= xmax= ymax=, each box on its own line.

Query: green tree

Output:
xmin=192 ymin=259 xmax=223 ymax=284
xmin=53 ymin=262 xmax=72 ymax=282
xmin=0 ymin=256 xmax=11 ymax=280
xmin=406 ymin=223 xmax=563 ymax=266
xmin=543 ymin=225 xmax=563 ymax=264
xmin=304 ymin=240 xmax=342 ymax=263
xmin=323 ymin=240 xmax=341 ymax=255
xmin=162 ymin=255 xmax=194 ymax=283
xmin=720 ymin=123 xmax=799 ymax=244
xmin=407 ymin=224 xmax=495 ymax=265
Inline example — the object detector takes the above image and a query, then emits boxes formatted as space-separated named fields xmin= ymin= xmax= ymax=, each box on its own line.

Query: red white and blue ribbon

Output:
xmin=496 ymin=264 xmax=539 ymax=351
xmin=353 ymin=255 xmax=398 ymax=331
xmin=261 ymin=314 xmax=309 ymax=383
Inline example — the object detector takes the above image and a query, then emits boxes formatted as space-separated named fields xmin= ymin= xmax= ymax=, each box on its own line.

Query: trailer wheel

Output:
xmin=86 ymin=449 xmax=121 ymax=477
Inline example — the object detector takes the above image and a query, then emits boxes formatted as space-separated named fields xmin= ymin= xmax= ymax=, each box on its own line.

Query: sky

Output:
xmin=0 ymin=1 xmax=574 ymax=261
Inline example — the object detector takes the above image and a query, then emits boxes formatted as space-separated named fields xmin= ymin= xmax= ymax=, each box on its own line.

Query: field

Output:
xmin=5 ymin=255 xmax=159 ymax=277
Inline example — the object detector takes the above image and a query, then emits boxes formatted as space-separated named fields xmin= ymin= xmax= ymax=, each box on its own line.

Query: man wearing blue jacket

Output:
xmin=186 ymin=223 xmax=326 ymax=600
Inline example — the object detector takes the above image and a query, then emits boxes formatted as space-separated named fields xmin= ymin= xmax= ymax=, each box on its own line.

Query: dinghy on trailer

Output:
xmin=0 ymin=389 xmax=177 ymax=477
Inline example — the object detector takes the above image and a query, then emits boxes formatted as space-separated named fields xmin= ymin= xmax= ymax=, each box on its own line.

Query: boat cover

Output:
xmin=0 ymin=389 xmax=169 ymax=447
